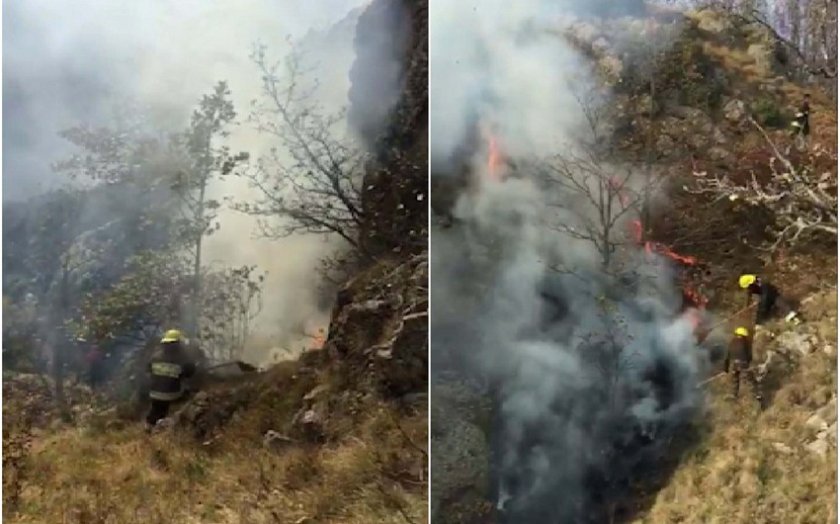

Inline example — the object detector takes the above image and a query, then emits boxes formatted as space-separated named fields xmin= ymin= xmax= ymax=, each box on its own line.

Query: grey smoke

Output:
xmin=348 ymin=0 xmax=411 ymax=149
xmin=431 ymin=1 xmax=708 ymax=521
xmin=4 ymin=0 xmax=409 ymax=364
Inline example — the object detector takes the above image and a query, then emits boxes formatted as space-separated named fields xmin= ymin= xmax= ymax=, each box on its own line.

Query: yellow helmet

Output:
xmin=738 ymin=274 xmax=756 ymax=289
xmin=161 ymin=329 xmax=183 ymax=344
xmin=734 ymin=326 xmax=749 ymax=337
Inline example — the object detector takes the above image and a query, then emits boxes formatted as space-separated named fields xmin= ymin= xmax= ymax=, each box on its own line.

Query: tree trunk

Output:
xmin=190 ymin=179 xmax=207 ymax=340
xmin=51 ymin=271 xmax=72 ymax=422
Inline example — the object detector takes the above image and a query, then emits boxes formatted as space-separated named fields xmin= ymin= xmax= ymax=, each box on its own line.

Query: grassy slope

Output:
xmin=613 ymin=10 xmax=838 ymax=523
xmin=642 ymin=316 xmax=837 ymax=524
xmin=5 ymin=358 xmax=427 ymax=524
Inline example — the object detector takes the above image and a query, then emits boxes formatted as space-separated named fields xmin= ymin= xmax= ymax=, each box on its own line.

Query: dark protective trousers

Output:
xmin=146 ymin=399 xmax=171 ymax=428
xmin=730 ymin=360 xmax=762 ymax=402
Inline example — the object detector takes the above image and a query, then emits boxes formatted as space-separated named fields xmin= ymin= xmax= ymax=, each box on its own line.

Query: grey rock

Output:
xmin=806 ymin=413 xmax=829 ymax=431
xmin=723 ymin=99 xmax=746 ymax=122
xmin=775 ymin=331 xmax=816 ymax=357
xmin=816 ymin=399 xmax=837 ymax=425
xmin=772 ymin=442 xmax=794 ymax=454
xmin=708 ymin=147 xmax=732 ymax=163
xmin=656 ymin=135 xmax=677 ymax=157
xmin=430 ymin=383 xmax=492 ymax=521
xmin=805 ymin=438 xmax=829 ymax=457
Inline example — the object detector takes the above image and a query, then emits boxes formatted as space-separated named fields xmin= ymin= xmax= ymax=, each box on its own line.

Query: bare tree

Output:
xmin=541 ymin=154 xmax=649 ymax=270
xmin=688 ymin=0 xmax=838 ymax=87
xmin=538 ymin=93 xmax=664 ymax=271
xmin=235 ymin=44 xmax=367 ymax=250
xmin=688 ymin=117 xmax=837 ymax=249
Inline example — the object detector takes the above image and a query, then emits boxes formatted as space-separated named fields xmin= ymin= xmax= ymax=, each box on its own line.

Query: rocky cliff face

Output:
xmin=353 ymin=0 xmax=428 ymax=258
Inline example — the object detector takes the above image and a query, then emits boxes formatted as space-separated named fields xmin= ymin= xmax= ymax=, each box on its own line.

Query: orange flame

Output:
xmin=310 ymin=328 xmax=326 ymax=350
xmin=479 ymin=122 xmax=506 ymax=183
xmin=610 ymin=181 xmax=708 ymax=340
xmin=487 ymin=134 xmax=503 ymax=181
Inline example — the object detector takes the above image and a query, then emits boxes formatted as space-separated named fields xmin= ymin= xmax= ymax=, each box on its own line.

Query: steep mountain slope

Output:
xmin=430 ymin=5 xmax=836 ymax=524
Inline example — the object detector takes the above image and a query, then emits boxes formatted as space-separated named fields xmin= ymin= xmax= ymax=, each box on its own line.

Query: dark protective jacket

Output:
xmin=746 ymin=279 xmax=779 ymax=321
xmin=724 ymin=335 xmax=752 ymax=372
xmin=148 ymin=342 xmax=196 ymax=401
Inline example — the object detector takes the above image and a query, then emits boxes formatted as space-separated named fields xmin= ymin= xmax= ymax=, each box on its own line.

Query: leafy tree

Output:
xmin=199 ymin=265 xmax=265 ymax=362
xmin=172 ymin=81 xmax=249 ymax=338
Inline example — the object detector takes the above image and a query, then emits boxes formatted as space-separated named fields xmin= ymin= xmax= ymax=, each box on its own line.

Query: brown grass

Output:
xmin=641 ymin=343 xmax=836 ymax=524
xmin=6 ymin=400 xmax=426 ymax=524
xmin=4 ymin=357 xmax=428 ymax=524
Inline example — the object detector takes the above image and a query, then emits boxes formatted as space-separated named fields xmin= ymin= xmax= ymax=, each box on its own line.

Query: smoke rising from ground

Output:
xmin=5 ymin=0 xmax=408 ymax=363
xmin=431 ymin=1 xmax=707 ymax=521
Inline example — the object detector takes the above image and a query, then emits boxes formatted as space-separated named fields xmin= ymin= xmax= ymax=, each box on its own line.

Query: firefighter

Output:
xmin=85 ymin=344 xmax=105 ymax=390
xmin=724 ymin=327 xmax=762 ymax=404
xmin=791 ymin=93 xmax=811 ymax=138
xmin=146 ymin=329 xmax=196 ymax=431
xmin=739 ymin=274 xmax=800 ymax=325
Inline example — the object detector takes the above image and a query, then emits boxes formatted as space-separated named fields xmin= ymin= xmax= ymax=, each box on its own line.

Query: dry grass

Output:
xmin=640 ymin=345 xmax=836 ymax=524
xmin=6 ymin=397 xmax=427 ymax=524
xmin=4 ymin=353 xmax=427 ymax=524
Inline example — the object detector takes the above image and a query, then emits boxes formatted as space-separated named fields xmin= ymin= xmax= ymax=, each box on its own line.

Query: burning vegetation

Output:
xmin=431 ymin=1 xmax=835 ymax=523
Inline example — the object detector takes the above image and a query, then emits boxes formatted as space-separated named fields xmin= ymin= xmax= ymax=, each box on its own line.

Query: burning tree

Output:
xmin=688 ymin=118 xmax=838 ymax=249
xmin=539 ymin=152 xmax=654 ymax=272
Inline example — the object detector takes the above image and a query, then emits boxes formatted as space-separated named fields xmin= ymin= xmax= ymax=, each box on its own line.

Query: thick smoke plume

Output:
xmin=5 ymin=0 xmax=407 ymax=363
xmin=431 ymin=1 xmax=707 ymax=521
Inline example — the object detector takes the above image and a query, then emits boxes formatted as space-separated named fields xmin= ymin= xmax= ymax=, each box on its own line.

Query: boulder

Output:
xmin=723 ymin=99 xmax=746 ymax=123
xmin=805 ymin=438 xmax=829 ymax=457
xmin=655 ymin=135 xmax=677 ymax=157
xmin=774 ymin=331 xmax=817 ymax=357
xmin=695 ymin=9 xmax=732 ymax=35
xmin=771 ymin=442 xmax=793 ymax=454
xmin=431 ymin=382 xmax=492 ymax=522
xmin=805 ymin=413 xmax=829 ymax=431
xmin=707 ymin=147 xmax=732 ymax=163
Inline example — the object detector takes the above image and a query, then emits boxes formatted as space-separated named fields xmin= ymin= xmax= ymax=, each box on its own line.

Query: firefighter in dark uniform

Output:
xmin=725 ymin=327 xmax=762 ymax=404
xmin=146 ymin=329 xmax=196 ymax=431
xmin=739 ymin=274 xmax=800 ymax=326
xmin=791 ymin=93 xmax=811 ymax=138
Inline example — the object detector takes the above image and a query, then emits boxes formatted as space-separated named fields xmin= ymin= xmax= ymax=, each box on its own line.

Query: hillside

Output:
xmin=2 ymin=0 xmax=429 ymax=523
xmin=430 ymin=5 xmax=836 ymax=523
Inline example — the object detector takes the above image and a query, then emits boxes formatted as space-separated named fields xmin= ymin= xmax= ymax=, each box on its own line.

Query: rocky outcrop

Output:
xmin=355 ymin=0 xmax=428 ymax=257
xmin=752 ymin=289 xmax=837 ymax=458
xmin=431 ymin=382 xmax=493 ymax=523
xmin=327 ymin=252 xmax=428 ymax=397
